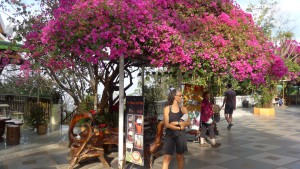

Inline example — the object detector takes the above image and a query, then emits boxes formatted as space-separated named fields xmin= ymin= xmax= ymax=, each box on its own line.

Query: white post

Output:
xmin=118 ymin=55 xmax=125 ymax=169
xmin=142 ymin=66 xmax=145 ymax=97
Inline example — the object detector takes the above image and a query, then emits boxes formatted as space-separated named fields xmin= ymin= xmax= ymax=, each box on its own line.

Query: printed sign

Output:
xmin=125 ymin=96 xmax=144 ymax=166
xmin=183 ymin=84 xmax=204 ymax=130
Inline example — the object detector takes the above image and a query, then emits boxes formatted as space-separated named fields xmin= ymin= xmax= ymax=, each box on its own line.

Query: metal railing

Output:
xmin=62 ymin=107 xmax=79 ymax=125
xmin=0 ymin=94 xmax=51 ymax=121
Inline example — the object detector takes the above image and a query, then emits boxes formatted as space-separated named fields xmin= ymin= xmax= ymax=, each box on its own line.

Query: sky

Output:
xmin=235 ymin=0 xmax=300 ymax=41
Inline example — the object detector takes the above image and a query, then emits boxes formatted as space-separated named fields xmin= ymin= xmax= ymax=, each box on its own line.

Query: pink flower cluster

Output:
xmin=182 ymin=0 xmax=287 ymax=84
xmin=31 ymin=0 xmax=192 ymax=71
xmin=22 ymin=0 xmax=290 ymax=84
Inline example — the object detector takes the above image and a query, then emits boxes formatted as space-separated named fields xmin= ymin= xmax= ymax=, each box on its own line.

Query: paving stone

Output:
xmin=0 ymin=106 xmax=300 ymax=169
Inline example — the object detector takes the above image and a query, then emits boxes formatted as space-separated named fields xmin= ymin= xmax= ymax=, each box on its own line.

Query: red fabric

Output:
xmin=200 ymin=99 xmax=213 ymax=123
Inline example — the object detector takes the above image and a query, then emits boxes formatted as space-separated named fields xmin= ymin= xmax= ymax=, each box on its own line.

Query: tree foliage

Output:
xmin=245 ymin=0 xmax=299 ymax=107
xmin=1 ymin=0 xmax=290 ymax=110
xmin=246 ymin=0 xmax=299 ymax=82
xmin=0 ymin=73 xmax=59 ymax=99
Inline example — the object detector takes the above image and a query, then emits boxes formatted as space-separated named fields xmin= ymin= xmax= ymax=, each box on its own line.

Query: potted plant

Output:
xmin=25 ymin=103 xmax=49 ymax=134
xmin=253 ymin=81 xmax=276 ymax=116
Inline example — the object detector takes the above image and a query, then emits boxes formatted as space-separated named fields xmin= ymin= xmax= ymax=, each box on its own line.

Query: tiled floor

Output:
xmin=0 ymin=106 xmax=299 ymax=169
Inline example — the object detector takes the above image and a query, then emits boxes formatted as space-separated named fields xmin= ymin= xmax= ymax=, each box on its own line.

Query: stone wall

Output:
xmin=215 ymin=95 xmax=254 ymax=108
xmin=154 ymin=95 xmax=254 ymax=118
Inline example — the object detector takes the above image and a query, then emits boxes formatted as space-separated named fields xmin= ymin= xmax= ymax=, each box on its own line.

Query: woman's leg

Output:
xmin=200 ymin=123 xmax=210 ymax=146
xmin=176 ymin=153 xmax=184 ymax=169
xmin=200 ymin=123 xmax=208 ymax=139
xmin=208 ymin=124 xmax=221 ymax=147
xmin=162 ymin=154 xmax=172 ymax=169
xmin=207 ymin=124 xmax=215 ymax=139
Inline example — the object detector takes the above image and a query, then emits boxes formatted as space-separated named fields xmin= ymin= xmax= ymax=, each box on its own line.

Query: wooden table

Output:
xmin=5 ymin=119 xmax=23 ymax=145
xmin=6 ymin=124 xmax=21 ymax=145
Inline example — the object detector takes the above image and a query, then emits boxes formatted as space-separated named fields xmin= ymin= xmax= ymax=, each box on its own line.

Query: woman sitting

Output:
xmin=199 ymin=91 xmax=221 ymax=148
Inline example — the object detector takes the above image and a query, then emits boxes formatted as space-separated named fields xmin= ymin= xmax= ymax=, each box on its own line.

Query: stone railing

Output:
xmin=154 ymin=95 xmax=255 ymax=117
xmin=214 ymin=95 xmax=254 ymax=108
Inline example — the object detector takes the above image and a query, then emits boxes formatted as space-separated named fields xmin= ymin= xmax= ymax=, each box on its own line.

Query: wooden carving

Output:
xmin=68 ymin=112 xmax=92 ymax=146
xmin=149 ymin=120 xmax=165 ymax=154
xmin=68 ymin=112 xmax=109 ymax=169
xmin=146 ymin=120 xmax=165 ymax=168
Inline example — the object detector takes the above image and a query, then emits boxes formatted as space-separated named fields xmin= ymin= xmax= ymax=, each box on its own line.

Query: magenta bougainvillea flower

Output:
xmin=21 ymin=0 xmax=290 ymax=84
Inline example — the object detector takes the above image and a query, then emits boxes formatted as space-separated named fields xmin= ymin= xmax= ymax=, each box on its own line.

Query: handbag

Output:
xmin=213 ymin=113 xmax=220 ymax=123
xmin=213 ymin=104 xmax=221 ymax=123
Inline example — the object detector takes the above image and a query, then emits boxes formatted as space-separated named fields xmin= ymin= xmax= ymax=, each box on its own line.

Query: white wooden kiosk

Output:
xmin=0 ymin=104 xmax=9 ymax=117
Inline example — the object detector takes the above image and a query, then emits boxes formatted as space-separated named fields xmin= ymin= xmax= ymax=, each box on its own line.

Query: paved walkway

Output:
xmin=0 ymin=106 xmax=299 ymax=169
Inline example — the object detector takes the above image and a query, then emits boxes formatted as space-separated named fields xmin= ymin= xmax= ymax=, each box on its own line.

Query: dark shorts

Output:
xmin=225 ymin=105 xmax=234 ymax=114
xmin=163 ymin=130 xmax=187 ymax=155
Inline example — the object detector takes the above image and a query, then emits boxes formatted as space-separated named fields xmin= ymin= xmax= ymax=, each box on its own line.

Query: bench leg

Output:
xmin=68 ymin=156 xmax=78 ymax=169
xmin=98 ymin=150 xmax=110 ymax=168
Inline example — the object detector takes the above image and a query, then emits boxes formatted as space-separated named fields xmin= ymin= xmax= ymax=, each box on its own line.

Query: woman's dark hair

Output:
xmin=167 ymin=88 xmax=181 ymax=105
xmin=202 ymin=91 xmax=210 ymax=98
xmin=210 ymin=97 xmax=215 ymax=104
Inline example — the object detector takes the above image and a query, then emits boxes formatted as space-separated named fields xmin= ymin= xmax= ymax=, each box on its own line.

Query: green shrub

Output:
xmin=25 ymin=103 xmax=49 ymax=128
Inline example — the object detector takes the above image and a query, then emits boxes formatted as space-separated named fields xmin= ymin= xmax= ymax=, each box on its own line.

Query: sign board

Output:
xmin=125 ymin=96 xmax=144 ymax=166
xmin=183 ymin=84 xmax=204 ymax=130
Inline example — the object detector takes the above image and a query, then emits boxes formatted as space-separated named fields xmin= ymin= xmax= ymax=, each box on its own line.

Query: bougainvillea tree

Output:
xmin=245 ymin=0 xmax=299 ymax=106
xmin=247 ymin=0 xmax=300 ymax=82
xmin=165 ymin=0 xmax=287 ymax=85
xmin=2 ymin=0 xmax=289 ymax=110
xmin=20 ymin=0 xmax=191 ymax=114
xmin=274 ymin=38 xmax=300 ymax=82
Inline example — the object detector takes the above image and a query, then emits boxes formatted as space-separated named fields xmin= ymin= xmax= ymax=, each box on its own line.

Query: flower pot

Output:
xmin=253 ymin=107 xmax=260 ymax=115
xmin=37 ymin=123 xmax=47 ymax=135
xmin=253 ymin=107 xmax=275 ymax=116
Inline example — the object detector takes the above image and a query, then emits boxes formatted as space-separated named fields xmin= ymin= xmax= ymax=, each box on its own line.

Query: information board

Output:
xmin=125 ymin=96 xmax=144 ymax=166
xmin=183 ymin=84 xmax=204 ymax=130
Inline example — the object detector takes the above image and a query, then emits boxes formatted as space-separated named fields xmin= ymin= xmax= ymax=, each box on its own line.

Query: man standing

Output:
xmin=221 ymin=83 xmax=236 ymax=131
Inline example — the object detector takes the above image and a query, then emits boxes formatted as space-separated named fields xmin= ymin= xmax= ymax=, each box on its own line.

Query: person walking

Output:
xmin=162 ymin=88 xmax=190 ymax=169
xmin=199 ymin=91 xmax=221 ymax=147
xmin=221 ymin=83 xmax=236 ymax=131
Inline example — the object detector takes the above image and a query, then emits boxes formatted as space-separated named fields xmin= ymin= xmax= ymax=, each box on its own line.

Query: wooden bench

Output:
xmin=146 ymin=121 xmax=165 ymax=169
xmin=68 ymin=112 xmax=118 ymax=169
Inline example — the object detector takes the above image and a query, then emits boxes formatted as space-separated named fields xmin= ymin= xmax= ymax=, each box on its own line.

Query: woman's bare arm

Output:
xmin=179 ymin=106 xmax=191 ymax=127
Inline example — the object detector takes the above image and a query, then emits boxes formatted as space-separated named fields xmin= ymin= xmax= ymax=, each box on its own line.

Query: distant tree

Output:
xmin=245 ymin=0 xmax=299 ymax=106
xmin=246 ymin=0 xmax=299 ymax=82
xmin=0 ymin=73 xmax=58 ymax=99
